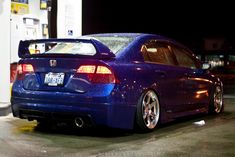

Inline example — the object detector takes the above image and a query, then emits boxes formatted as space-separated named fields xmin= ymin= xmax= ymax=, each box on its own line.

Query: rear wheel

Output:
xmin=136 ymin=90 xmax=160 ymax=132
xmin=209 ymin=86 xmax=224 ymax=114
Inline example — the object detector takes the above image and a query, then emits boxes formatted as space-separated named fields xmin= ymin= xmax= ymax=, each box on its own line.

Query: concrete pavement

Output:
xmin=0 ymin=97 xmax=234 ymax=157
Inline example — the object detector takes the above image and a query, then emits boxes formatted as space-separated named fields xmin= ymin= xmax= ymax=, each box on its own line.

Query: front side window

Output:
xmin=141 ymin=41 xmax=176 ymax=66
xmin=172 ymin=46 xmax=198 ymax=69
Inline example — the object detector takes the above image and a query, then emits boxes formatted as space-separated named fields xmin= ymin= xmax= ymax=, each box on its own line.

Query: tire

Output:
xmin=209 ymin=86 xmax=224 ymax=114
xmin=136 ymin=90 xmax=160 ymax=132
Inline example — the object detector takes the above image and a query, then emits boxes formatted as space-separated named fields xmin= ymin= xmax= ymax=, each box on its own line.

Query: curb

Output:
xmin=0 ymin=103 xmax=11 ymax=116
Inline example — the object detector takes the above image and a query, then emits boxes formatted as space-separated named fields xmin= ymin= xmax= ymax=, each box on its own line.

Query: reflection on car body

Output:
xmin=11 ymin=33 xmax=224 ymax=132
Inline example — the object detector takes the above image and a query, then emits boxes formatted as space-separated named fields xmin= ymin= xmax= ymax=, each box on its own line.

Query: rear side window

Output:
xmin=29 ymin=42 xmax=96 ymax=56
xmin=90 ymin=36 xmax=134 ymax=54
xmin=141 ymin=41 xmax=176 ymax=66
xmin=172 ymin=46 xmax=199 ymax=69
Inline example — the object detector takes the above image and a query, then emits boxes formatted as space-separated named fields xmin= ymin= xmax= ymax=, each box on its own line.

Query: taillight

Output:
xmin=77 ymin=65 xmax=96 ymax=74
xmin=23 ymin=64 xmax=34 ymax=73
xmin=16 ymin=64 xmax=34 ymax=80
xmin=96 ymin=66 xmax=112 ymax=74
xmin=77 ymin=65 xmax=117 ymax=84
xmin=17 ymin=64 xmax=34 ymax=74
xmin=17 ymin=64 xmax=23 ymax=74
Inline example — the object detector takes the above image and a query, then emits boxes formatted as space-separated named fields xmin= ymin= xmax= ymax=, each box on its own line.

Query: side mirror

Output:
xmin=202 ymin=63 xmax=211 ymax=70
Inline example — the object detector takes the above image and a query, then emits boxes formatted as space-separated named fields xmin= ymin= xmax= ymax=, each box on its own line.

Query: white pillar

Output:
xmin=0 ymin=0 xmax=11 ymax=103
xmin=57 ymin=0 xmax=82 ymax=38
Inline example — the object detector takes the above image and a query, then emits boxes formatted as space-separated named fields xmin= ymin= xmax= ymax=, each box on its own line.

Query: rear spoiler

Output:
xmin=18 ymin=38 xmax=115 ymax=59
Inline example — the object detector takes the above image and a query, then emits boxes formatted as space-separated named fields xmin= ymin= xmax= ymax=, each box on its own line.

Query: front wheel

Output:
xmin=136 ymin=90 xmax=160 ymax=132
xmin=209 ymin=86 xmax=224 ymax=114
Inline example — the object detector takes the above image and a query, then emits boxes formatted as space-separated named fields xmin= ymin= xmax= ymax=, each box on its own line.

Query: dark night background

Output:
xmin=82 ymin=1 xmax=235 ymax=53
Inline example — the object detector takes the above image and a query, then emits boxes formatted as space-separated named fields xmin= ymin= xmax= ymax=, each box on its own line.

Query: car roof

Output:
xmin=85 ymin=33 xmax=188 ymax=50
xmin=90 ymin=33 xmax=192 ymax=52
xmin=85 ymin=33 xmax=167 ymax=40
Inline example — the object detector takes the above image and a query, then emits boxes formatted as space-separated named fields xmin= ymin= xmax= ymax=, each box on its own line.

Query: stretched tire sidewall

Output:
xmin=209 ymin=85 xmax=224 ymax=114
xmin=135 ymin=89 xmax=160 ymax=132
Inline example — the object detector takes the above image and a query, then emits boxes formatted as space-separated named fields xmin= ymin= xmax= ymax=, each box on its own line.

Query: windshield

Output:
xmin=28 ymin=42 xmax=97 ymax=56
xmin=90 ymin=36 xmax=134 ymax=54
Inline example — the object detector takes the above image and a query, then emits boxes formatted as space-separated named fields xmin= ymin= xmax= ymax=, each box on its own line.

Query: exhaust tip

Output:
xmin=74 ymin=117 xmax=84 ymax=128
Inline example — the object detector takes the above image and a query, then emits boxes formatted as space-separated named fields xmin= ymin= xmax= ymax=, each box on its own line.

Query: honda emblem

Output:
xmin=49 ymin=60 xmax=57 ymax=67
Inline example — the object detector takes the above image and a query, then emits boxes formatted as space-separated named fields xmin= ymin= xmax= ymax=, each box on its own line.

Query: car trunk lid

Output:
xmin=16 ymin=38 xmax=116 ymax=92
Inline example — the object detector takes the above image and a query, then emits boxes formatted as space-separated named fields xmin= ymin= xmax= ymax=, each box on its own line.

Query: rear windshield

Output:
xmin=89 ymin=36 xmax=134 ymax=54
xmin=28 ymin=42 xmax=96 ymax=56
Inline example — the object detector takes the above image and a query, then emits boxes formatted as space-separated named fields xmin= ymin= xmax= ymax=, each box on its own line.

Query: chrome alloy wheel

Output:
xmin=214 ymin=86 xmax=223 ymax=113
xmin=142 ymin=90 xmax=160 ymax=129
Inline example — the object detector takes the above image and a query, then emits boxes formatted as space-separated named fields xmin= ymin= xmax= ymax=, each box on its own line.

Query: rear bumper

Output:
xmin=11 ymin=95 xmax=136 ymax=130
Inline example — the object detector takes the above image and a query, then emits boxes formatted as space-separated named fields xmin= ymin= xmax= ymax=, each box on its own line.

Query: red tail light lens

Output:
xmin=17 ymin=64 xmax=34 ymax=74
xmin=96 ymin=66 xmax=112 ymax=74
xmin=77 ymin=65 xmax=96 ymax=74
xmin=77 ymin=65 xmax=117 ymax=84
xmin=17 ymin=64 xmax=23 ymax=74
xmin=16 ymin=64 xmax=34 ymax=80
xmin=22 ymin=64 xmax=34 ymax=73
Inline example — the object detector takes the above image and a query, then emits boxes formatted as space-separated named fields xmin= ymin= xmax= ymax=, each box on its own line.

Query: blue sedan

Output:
xmin=11 ymin=33 xmax=224 ymax=132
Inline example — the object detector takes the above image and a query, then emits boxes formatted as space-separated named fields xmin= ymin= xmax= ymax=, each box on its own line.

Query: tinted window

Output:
xmin=29 ymin=42 xmax=97 ymax=56
xmin=172 ymin=46 xmax=198 ymax=69
xmin=141 ymin=41 xmax=176 ymax=66
xmin=90 ymin=36 xmax=134 ymax=54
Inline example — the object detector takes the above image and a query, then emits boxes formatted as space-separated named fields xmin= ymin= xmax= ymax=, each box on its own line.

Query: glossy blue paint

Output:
xmin=11 ymin=33 xmax=222 ymax=130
